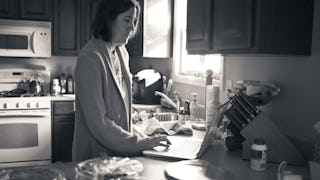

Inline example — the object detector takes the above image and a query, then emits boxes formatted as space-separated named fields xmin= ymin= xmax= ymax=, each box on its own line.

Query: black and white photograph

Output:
xmin=0 ymin=0 xmax=319 ymax=179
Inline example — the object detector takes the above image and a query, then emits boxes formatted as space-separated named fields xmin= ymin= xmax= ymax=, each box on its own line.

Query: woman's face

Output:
xmin=111 ymin=7 xmax=137 ymax=45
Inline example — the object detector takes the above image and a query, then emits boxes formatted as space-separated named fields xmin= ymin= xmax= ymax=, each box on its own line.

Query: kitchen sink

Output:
xmin=132 ymin=104 xmax=162 ymax=113
xmin=132 ymin=104 xmax=176 ymax=121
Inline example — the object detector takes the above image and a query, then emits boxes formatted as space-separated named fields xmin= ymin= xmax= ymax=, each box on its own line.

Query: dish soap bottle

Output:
xmin=189 ymin=93 xmax=201 ymax=122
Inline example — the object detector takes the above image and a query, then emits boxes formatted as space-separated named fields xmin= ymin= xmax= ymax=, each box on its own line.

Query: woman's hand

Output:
xmin=137 ymin=135 xmax=171 ymax=151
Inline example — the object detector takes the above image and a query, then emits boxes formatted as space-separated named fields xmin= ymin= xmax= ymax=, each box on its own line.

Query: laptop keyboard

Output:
xmin=169 ymin=138 xmax=202 ymax=156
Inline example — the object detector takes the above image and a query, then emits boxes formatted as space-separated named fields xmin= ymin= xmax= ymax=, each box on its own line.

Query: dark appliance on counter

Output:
xmin=132 ymin=70 xmax=163 ymax=105
xmin=0 ymin=68 xmax=52 ymax=168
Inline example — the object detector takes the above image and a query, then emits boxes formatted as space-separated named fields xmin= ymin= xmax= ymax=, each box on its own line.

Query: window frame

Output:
xmin=172 ymin=0 xmax=225 ymax=88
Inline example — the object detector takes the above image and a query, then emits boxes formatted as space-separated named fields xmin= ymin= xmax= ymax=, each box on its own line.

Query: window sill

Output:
xmin=172 ymin=74 xmax=221 ymax=87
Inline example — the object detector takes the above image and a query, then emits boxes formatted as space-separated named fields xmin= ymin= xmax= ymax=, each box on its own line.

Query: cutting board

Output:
xmin=240 ymin=114 xmax=306 ymax=165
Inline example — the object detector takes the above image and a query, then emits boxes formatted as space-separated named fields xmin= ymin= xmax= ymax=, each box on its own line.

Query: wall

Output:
xmin=0 ymin=56 xmax=77 ymax=79
xmin=171 ymin=0 xmax=320 ymax=160
xmin=222 ymin=0 xmax=320 ymax=160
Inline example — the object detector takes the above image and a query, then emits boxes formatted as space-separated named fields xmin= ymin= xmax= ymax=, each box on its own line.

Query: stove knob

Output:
xmin=27 ymin=103 xmax=31 ymax=108
xmin=36 ymin=102 xmax=40 ymax=108
xmin=16 ymin=102 xmax=19 ymax=108
xmin=3 ymin=103 xmax=7 ymax=109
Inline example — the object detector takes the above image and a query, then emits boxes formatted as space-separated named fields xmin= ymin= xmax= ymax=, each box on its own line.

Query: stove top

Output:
xmin=0 ymin=89 xmax=47 ymax=98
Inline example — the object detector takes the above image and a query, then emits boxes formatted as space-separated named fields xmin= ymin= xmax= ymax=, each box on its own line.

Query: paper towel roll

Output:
xmin=205 ymin=85 xmax=220 ymax=128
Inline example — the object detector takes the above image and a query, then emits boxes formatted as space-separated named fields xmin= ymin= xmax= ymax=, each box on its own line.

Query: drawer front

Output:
xmin=53 ymin=101 xmax=75 ymax=115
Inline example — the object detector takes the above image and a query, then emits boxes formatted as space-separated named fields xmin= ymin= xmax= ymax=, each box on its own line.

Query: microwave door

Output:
xmin=0 ymin=30 xmax=33 ymax=57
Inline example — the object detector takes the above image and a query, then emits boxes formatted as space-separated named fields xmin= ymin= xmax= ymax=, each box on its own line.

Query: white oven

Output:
xmin=0 ymin=97 xmax=51 ymax=168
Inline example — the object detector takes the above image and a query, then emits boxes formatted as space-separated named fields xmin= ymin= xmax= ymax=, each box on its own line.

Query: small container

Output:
xmin=250 ymin=138 xmax=268 ymax=171
xmin=178 ymin=106 xmax=187 ymax=124
xmin=52 ymin=79 xmax=61 ymax=96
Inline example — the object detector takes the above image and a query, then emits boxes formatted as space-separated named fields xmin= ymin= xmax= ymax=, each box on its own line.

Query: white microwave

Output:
xmin=0 ymin=19 xmax=51 ymax=58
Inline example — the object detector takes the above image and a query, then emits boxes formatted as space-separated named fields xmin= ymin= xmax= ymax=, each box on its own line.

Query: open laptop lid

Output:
xmin=196 ymin=109 xmax=225 ymax=158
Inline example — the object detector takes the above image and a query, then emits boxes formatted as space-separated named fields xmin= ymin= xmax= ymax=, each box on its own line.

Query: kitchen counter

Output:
xmin=50 ymin=94 xmax=75 ymax=101
xmin=11 ymin=138 xmax=310 ymax=180
xmin=25 ymin=141 xmax=310 ymax=180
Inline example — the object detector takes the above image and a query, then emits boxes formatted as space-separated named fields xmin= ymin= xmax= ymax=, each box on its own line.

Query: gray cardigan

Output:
xmin=72 ymin=37 xmax=140 ymax=162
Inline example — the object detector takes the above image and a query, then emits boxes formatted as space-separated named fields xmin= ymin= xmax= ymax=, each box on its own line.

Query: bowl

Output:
xmin=0 ymin=166 xmax=66 ymax=180
xmin=75 ymin=157 xmax=143 ymax=180
xmin=234 ymin=80 xmax=280 ymax=106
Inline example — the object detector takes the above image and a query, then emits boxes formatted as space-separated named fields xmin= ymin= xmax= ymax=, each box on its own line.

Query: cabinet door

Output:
xmin=213 ymin=0 xmax=253 ymax=50
xmin=186 ymin=0 xmax=212 ymax=52
xmin=0 ymin=0 xmax=15 ymax=18
xmin=20 ymin=0 xmax=52 ymax=20
xmin=53 ymin=0 xmax=80 ymax=55
xmin=52 ymin=101 xmax=75 ymax=162
xmin=52 ymin=116 xmax=74 ymax=162
xmin=80 ymin=0 xmax=100 ymax=48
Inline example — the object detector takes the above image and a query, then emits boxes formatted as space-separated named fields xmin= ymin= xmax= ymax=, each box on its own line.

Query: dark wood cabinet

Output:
xmin=52 ymin=101 xmax=75 ymax=162
xmin=80 ymin=0 xmax=100 ymax=48
xmin=187 ymin=0 xmax=314 ymax=55
xmin=20 ymin=0 xmax=52 ymax=20
xmin=52 ymin=0 xmax=80 ymax=56
xmin=0 ymin=0 xmax=52 ymax=20
xmin=186 ymin=0 xmax=212 ymax=52
xmin=213 ymin=0 xmax=253 ymax=51
xmin=0 ymin=0 xmax=15 ymax=18
xmin=52 ymin=0 xmax=100 ymax=56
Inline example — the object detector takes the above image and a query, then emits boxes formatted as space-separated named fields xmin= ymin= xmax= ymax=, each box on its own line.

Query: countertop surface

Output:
xmin=31 ymin=141 xmax=310 ymax=180
xmin=3 ymin=135 xmax=310 ymax=180
xmin=50 ymin=94 xmax=75 ymax=101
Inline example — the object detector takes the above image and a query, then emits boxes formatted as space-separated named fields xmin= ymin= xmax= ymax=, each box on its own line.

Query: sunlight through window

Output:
xmin=173 ymin=0 xmax=223 ymax=84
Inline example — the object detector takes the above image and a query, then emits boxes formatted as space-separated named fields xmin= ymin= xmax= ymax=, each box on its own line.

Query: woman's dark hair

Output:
xmin=91 ymin=0 xmax=141 ymax=42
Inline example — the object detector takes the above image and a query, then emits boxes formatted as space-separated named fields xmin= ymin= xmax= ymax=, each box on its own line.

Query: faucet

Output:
xmin=155 ymin=91 xmax=178 ymax=110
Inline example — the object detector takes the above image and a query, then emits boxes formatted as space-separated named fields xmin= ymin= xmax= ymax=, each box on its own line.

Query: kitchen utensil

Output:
xmin=29 ymin=80 xmax=42 ymax=95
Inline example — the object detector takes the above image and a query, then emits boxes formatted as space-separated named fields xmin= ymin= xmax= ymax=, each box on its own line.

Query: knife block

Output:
xmin=240 ymin=114 xmax=306 ymax=165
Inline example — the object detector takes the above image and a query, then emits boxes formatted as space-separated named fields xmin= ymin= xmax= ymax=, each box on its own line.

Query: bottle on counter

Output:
xmin=52 ymin=79 xmax=61 ymax=96
xmin=59 ymin=73 xmax=67 ymax=94
xmin=67 ymin=74 xmax=74 ymax=94
xmin=189 ymin=93 xmax=201 ymax=122
xmin=177 ymin=106 xmax=187 ymax=124
xmin=250 ymin=138 xmax=268 ymax=171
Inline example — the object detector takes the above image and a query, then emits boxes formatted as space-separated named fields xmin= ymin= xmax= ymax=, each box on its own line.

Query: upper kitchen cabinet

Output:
xmin=53 ymin=0 xmax=99 ymax=56
xmin=0 ymin=0 xmax=15 ymax=18
xmin=187 ymin=0 xmax=314 ymax=55
xmin=186 ymin=0 xmax=212 ymax=52
xmin=53 ymin=0 xmax=80 ymax=56
xmin=80 ymin=0 xmax=100 ymax=48
xmin=0 ymin=0 xmax=52 ymax=21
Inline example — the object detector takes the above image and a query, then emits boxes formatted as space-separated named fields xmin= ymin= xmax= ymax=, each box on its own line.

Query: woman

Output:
xmin=72 ymin=0 xmax=170 ymax=162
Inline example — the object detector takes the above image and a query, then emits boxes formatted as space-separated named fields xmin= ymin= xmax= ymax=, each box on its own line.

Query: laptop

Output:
xmin=142 ymin=110 xmax=224 ymax=160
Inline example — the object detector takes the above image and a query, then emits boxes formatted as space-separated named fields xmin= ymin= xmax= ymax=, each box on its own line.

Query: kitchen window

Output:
xmin=172 ymin=0 xmax=224 ymax=87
